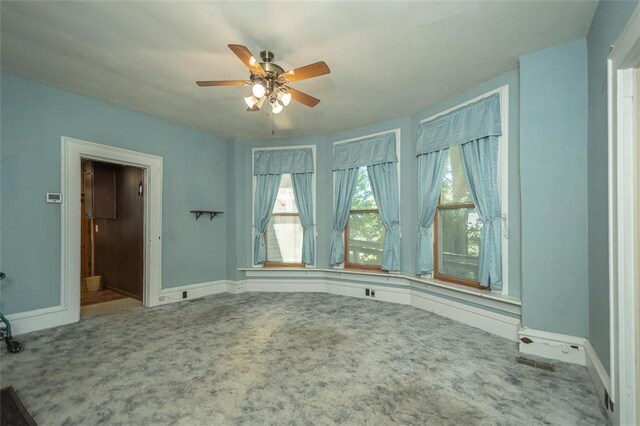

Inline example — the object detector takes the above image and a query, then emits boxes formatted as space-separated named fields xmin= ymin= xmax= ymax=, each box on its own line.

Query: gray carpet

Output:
xmin=0 ymin=292 xmax=607 ymax=425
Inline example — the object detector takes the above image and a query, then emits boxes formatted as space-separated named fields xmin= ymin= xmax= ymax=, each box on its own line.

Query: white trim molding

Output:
xmin=6 ymin=305 xmax=77 ymax=335
xmin=241 ymin=267 xmax=521 ymax=341
xmin=158 ymin=280 xmax=232 ymax=304
xmin=608 ymin=4 xmax=640 ymax=424
xmin=61 ymin=137 xmax=164 ymax=310
xmin=519 ymin=327 xmax=587 ymax=365
xmin=518 ymin=327 xmax=613 ymax=420
xmin=9 ymin=138 xmax=165 ymax=335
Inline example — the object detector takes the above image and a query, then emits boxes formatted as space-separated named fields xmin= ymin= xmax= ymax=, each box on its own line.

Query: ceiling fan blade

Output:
xmin=288 ymin=87 xmax=321 ymax=107
xmin=196 ymin=80 xmax=246 ymax=87
xmin=280 ymin=61 xmax=330 ymax=83
xmin=247 ymin=106 xmax=260 ymax=112
xmin=228 ymin=44 xmax=266 ymax=76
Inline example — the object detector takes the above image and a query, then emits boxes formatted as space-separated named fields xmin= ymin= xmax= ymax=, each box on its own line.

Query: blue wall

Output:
xmin=5 ymin=18 xmax=631 ymax=350
xmin=0 ymin=73 xmax=229 ymax=314
xmin=230 ymin=70 xmax=523 ymax=298
xmin=520 ymin=39 xmax=589 ymax=337
xmin=586 ymin=0 xmax=639 ymax=371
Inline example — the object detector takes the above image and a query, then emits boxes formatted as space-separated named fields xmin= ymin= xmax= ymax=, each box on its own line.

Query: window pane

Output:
xmin=273 ymin=174 xmax=298 ymax=214
xmin=441 ymin=145 xmax=472 ymax=205
xmin=266 ymin=215 xmax=303 ymax=263
xmin=347 ymin=211 xmax=384 ymax=266
xmin=351 ymin=167 xmax=377 ymax=210
xmin=437 ymin=208 xmax=482 ymax=281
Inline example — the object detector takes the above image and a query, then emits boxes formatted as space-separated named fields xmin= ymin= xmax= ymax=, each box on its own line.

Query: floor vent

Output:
xmin=515 ymin=356 xmax=556 ymax=372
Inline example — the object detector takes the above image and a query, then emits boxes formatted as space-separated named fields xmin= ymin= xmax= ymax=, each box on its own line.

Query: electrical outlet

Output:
xmin=182 ymin=291 xmax=187 ymax=299
xmin=365 ymin=289 xmax=370 ymax=296
xmin=236 ymin=282 xmax=246 ymax=293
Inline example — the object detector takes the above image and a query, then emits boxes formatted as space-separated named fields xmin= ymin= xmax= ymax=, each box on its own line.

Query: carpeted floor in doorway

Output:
xmin=80 ymin=282 xmax=126 ymax=306
xmin=0 ymin=292 xmax=607 ymax=425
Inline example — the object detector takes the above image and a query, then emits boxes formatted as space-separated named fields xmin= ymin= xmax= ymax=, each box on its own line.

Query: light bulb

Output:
xmin=278 ymin=91 xmax=292 ymax=106
xmin=271 ymin=99 xmax=283 ymax=114
xmin=252 ymin=83 xmax=266 ymax=98
xmin=244 ymin=95 xmax=259 ymax=108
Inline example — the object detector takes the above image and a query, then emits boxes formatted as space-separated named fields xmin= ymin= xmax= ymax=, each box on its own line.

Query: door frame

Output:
xmin=608 ymin=4 xmax=640 ymax=425
xmin=62 ymin=137 xmax=163 ymax=322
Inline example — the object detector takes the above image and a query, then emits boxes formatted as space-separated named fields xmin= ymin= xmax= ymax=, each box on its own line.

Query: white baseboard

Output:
xmin=584 ymin=340 xmax=613 ymax=417
xmin=518 ymin=327 xmax=613 ymax=419
xmin=6 ymin=304 xmax=75 ymax=335
xmin=327 ymin=280 xmax=411 ymax=305
xmin=8 ymin=276 xmax=519 ymax=350
xmin=243 ymin=275 xmax=519 ymax=342
xmin=157 ymin=280 xmax=229 ymax=303
xmin=412 ymin=290 xmax=520 ymax=341
xmin=518 ymin=327 xmax=587 ymax=364
xmin=246 ymin=279 xmax=326 ymax=293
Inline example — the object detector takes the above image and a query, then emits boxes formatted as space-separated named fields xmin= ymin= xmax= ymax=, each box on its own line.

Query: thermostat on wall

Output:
xmin=46 ymin=193 xmax=62 ymax=204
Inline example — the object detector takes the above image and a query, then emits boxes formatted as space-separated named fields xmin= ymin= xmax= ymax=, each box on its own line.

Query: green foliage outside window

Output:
xmin=347 ymin=167 xmax=384 ymax=266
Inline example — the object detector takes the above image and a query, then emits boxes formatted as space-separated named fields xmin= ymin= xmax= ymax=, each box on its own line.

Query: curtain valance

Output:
xmin=253 ymin=148 xmax=314 ymax=175
xmin=333 ymin=132 xmax=397 ymax=170
xmin=417 ymin=93 xmax=501 ymax=155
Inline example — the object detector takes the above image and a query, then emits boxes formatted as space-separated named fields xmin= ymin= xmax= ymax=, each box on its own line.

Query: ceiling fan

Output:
xmin=196 ymin=44 xmax=330 ymax=114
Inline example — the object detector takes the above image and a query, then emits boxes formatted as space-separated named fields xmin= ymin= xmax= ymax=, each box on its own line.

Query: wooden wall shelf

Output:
xmin=190 ymin=210 xmax=223 ymax=221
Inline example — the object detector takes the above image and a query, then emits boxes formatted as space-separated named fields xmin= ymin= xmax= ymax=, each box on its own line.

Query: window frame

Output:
xmin=344 ymin=207 xmax=383 ymax=271
xmin=252 ymin=145 xmax=316 ymax=268
xmin=264 ymin=208 xmax=305 ymax=267
xmin=419 ymin=85 xmax=509 ymax=294
xmin=433 ymin=195 xmax=482 ymax=288
xmin=332 ymin=128 xmax=401 ymax=272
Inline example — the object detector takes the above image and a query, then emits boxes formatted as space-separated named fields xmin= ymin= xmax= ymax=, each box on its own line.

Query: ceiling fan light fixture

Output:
xmin=252 ymin=82 xmax=266 ymax=98
xmin=278 ymin=91 xmax=292 ymax=106
xmin=271 ymin=99 xmax=284 ymax=114
xmin=244 ymin=95 xmax=259 ymax=108
xmin=196 ymin=44 xmax=330 ymax=114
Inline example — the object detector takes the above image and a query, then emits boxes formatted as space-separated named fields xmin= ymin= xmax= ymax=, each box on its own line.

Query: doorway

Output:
xmin=61 ymin=136 xmax=163 ymax=329
xmin=608 ymin=7 xmax=640 ymax=423
xmin=80 ymin=159 xmax=144 ymax=317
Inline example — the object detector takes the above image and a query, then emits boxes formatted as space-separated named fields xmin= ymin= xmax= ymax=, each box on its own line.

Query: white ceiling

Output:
xmin=0 ymin=1 xmax=598 ymax=140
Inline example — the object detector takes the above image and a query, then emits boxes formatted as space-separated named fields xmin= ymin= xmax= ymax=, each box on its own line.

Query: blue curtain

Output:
xmin=253 ymin=174 xmax=282 ymax=264
xmin=253 ymin=148 xmax=314 ymax=265
xmin=329 ymin=168 xmax=358 ymax=266
xmin=333 ymin=133 xmax=397 ymax=169
xmin=367 ymin=163 xmax=401 ymax=271
xmin=417 ymin=93 xmax=501 ymax=155
xmin=416 ymin=149 xmax=448 ymax=275
xmin=291 ymin=173 xmax=315 ymax=265
xmin=460 ymin=136 xmax=502 ymax=289
xmin=254 ymin=148 xmax=314 ymax=174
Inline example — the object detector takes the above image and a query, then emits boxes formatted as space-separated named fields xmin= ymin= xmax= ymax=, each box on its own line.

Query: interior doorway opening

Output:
xmin=80 ymin=159 xmax=144 ymax=318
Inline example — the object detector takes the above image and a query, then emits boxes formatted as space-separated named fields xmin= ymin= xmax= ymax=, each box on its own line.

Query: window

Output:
xmin=345 ymin=167 xmax=385 ymax=269
xmin=433 ymin=145 xmax=482 ymax=287
xmin=265 ymin=174 xmax=304 ymax=266
xmin=418 ymin=88 xmax=507 ymax=293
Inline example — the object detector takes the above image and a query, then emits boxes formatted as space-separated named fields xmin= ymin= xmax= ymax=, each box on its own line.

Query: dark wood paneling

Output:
xmin=94 ymin=164 xmax=144 ymax=300
xmin=83 ymin=160 xmax=116 ymax=219
xmin=80 ymin=161 xmax=93 ymax=282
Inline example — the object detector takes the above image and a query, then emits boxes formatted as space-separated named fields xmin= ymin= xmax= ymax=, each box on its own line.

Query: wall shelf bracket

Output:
xmin=190 ymin=210 xmax=223 ymax=221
